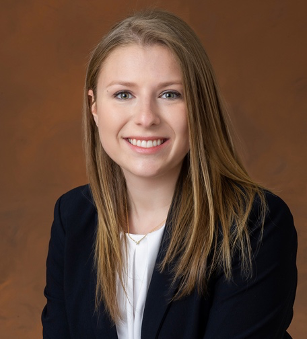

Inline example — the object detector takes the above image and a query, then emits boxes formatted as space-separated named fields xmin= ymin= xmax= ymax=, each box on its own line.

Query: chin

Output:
xmin=122 ymin=165 xmax=167 ymax=179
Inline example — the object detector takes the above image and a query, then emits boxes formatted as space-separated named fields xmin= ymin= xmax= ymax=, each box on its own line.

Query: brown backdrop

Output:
xmin=0 ymin=0 xmax=306 ymax=337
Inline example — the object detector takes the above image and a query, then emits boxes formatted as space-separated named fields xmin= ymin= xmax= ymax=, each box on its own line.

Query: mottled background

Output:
xmin=0 ymin=0 xmax=306 ymax=337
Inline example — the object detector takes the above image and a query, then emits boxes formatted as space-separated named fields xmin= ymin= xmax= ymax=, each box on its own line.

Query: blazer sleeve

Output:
xmin=41 ymin=196 xmax=71 ymax=338
xmin=203 ymin=193 xmax=297 ymax=339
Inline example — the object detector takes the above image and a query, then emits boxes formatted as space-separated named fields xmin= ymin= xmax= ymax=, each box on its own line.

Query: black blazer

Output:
xmin=42 ymin=185 xmax=297 ymax=338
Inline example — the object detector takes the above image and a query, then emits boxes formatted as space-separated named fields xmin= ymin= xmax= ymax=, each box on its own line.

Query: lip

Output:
xmin=123 ymin=137 xmax=169 ymax=154
xmin=124 ymin=136 xmax=167 ymax=141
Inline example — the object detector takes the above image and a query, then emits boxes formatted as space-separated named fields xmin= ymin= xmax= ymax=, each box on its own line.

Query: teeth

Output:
xmin=128 ymin=139 xmax=165 ymax=148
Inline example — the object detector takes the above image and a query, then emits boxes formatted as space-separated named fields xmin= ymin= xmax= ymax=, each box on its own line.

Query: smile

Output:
xmin=127 ymin=138 xmax=166 ymax=148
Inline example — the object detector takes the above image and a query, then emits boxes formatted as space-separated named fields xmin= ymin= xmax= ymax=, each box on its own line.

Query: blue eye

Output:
xmin=160 ymin=91 xmax=181 ymax=99
xmin=114 ymin=91 xmax=133 ymax=100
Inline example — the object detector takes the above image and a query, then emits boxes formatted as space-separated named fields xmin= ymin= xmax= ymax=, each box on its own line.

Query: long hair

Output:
xmin=83 ymin=9 xmax=266 ymax=322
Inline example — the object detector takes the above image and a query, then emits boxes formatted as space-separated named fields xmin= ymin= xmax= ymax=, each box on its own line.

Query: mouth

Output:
xmin=127 ymin=138 xmax=167 ymax=148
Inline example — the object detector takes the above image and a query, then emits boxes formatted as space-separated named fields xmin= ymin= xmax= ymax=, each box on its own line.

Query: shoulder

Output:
xmin=53 ymin=184 xmax=97 ymax=234
xmin=250 ymin=189 xmax=291 ymax=217
xmin=262 ymin=190 xmax=292 ymax=217
xmin=56 ymin=184 xmax=94 ymax=211
xmin=57 ymin=184 xmax=93 ymax=205
xmin=264 ymin=191 xmax=295 ymax=232
xmin=251 ymin=190 xmax=294 ymax=230
xmin=249 ymin=190 xmax=297 ymax=260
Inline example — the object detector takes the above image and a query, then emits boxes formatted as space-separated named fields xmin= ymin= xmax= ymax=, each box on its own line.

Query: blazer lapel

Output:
xmin=141 ymin=219 xmax=181 ymax=339
xmin=90 ymin=268 xmax=119 ymax=339
xmin=84 ymin=184 xmax=180 ymax=339
xmin=84 ymin=185 xmax=118 ymax=339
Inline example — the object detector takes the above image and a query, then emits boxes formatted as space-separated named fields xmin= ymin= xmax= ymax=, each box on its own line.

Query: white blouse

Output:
xmin=116 ymin=225 xmax=165 ymax=339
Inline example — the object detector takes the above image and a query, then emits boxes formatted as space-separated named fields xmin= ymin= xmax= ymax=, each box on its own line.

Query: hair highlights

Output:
xmin=83 ymin=9 xmax=266 ymax=322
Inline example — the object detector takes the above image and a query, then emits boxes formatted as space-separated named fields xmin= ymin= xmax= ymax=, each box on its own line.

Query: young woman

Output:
xmin=42 ymin=9 xmax=297 ymax=339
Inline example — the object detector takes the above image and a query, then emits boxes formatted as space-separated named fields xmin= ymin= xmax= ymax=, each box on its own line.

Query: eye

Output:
xmin=160 ymin=91 xmax=181 ymax=99
xmin=114 ymin=91 xmax=133 ymax=100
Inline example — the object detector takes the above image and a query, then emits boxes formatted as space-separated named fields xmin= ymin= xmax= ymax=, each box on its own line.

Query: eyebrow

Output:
xmin=106 ymin=80 xmax=183 ymax=88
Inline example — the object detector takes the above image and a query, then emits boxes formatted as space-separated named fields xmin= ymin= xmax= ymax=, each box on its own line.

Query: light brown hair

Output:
xmin=83 ymin=9 xmax=266 ymax=322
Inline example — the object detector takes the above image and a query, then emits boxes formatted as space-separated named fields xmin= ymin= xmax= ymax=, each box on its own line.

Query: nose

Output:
xmin=133 ymin=97 xmax=161 ymax=127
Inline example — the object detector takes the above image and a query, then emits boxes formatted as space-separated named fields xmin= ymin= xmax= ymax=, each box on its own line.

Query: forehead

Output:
xmin=97 ymin=43 xmax=183 ymax=85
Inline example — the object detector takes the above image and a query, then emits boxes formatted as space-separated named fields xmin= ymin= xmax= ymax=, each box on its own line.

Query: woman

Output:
xmin=42 ymin=9 xmax=297 ymax=339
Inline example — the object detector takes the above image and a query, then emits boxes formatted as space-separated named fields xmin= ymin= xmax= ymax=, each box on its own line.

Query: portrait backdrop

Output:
xmin=0 ymin=0 xmax=306 ymax=337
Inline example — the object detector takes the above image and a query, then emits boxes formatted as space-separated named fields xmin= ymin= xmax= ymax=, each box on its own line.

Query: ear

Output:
xmin=88 ymin=89 xmax=98 ymax=125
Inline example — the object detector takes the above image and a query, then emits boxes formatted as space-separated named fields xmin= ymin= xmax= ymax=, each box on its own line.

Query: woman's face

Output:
xmin=89 ymin=44 xmax=189 ymax=181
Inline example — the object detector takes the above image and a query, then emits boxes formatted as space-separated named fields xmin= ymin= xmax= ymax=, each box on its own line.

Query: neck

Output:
xmin=123 ymin=168 xmax=180 ymax=234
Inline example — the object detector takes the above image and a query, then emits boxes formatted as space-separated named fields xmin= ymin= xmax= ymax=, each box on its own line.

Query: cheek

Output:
xmin=97 ymin=101 xmax=129 ymax=129
xmin=97 ymin=128 xmax=119 ymax=164
xmin=95 ymin=111 xmax=113 ymax=148
xmin=169 ymin=110 xmax=189 ymax=154
xmin=176 ymin=109 xmax=189 ymax=138
xmin=95 ymin=105 xmax=127 ymax=152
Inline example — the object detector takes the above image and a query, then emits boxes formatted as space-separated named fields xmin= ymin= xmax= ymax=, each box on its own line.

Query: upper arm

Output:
xmin=42 ymin=196 xmax=71 ymax=338
xmin=204 ymin=194 xmax=297 ymax=339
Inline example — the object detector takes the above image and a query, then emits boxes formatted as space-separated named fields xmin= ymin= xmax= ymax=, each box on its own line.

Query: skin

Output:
xmin=88 ymin=44 xmax=189 ymax=234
